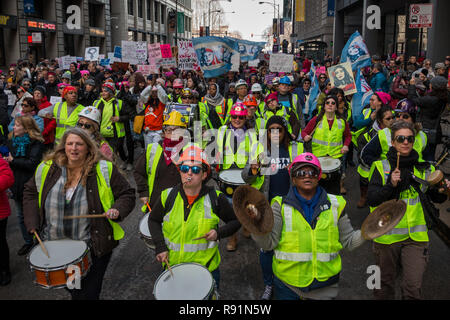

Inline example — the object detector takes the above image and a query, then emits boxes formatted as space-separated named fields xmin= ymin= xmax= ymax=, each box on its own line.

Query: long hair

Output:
xmin=8 ymin=115 xmax=44 ymax=142
xmin=43 ymin=127 xmax=103 ymax=187
xmin=332 ymin=65 xmax=353 ymax=88
xmin=316 ymin=95 xmax=344 ymax=124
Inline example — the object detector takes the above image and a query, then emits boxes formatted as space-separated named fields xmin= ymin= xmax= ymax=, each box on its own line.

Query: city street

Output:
xmin=1 ymin=151 xmax=449 ymax=300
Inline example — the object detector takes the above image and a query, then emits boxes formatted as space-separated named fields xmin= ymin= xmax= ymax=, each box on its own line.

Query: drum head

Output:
xmin=318 ymin=157 xmax=341 ymax=173
xmin=154 ymin=263 xmax=214 ymax=300
xmin=29 ymin=240 xmax=87 ymax=269
xmin=139 ymin=213 xmax=151 ymax=238
xmin=219 ymin=170 xmax=245 ymax=185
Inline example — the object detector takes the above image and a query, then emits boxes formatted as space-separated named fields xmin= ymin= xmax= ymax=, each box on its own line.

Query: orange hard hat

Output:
xmin=243 ymin=94 xmax=258 ymax=107
xmin=177 ymin=144 xmax=211 ymax=175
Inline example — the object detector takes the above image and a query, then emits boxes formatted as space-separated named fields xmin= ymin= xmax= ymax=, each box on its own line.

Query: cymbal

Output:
xmin=426 ymin=170 xmax=444 ymax=186
xmin=361 ymin=199 xmax=407 ymax=240
xmin=232 ymin=185 xmax=274 ymax=235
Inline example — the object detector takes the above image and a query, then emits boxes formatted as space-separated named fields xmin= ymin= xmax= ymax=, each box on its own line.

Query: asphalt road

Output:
xmin=1 ymin=153 xmax=449 ymax=300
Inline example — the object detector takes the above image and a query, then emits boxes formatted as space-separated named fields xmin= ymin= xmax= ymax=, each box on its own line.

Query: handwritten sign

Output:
xmin=121 ymin=41 xmax=138 ymax=65
xmin=60 ymin=55 xmax=77 ymax=70
xmin=137 ymin=64 xmax=159 ymax=75
xmin=269 ymin=53 xmax=293 ymax=73
xmin=85 ymin=47 xmax=99 ymax=61
xmin=160 ymin=44 xmax=172 ymax=59
xmin=177 ymin=40 xmax=198 ymax=71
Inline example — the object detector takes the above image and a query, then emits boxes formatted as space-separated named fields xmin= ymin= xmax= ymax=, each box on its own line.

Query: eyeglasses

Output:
xmin=231 ymin=115 xmax=246 ymax=120
xmin=179 ymin=165 xmax=202 ymax=174
xmin=394 ymin=135 xmax=415 ymax=144
xmin=395 ymin=113 xmax=410 ymax=120
xmin=292 ymin=169 xmax=319 ymax=179
xmin=21 ymin=103 xmax=29 ymax=107
xmin=76 ymin=122 xmax=92 ymax=129
xmin=325 ymin=101 xmax=336 ymax=105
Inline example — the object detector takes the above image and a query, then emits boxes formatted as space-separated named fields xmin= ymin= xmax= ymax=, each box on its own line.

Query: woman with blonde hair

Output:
xmin=4 ymin=115 xmax=44 ymax=256
xmin=23 ymin=127 xmax=135 ymax=300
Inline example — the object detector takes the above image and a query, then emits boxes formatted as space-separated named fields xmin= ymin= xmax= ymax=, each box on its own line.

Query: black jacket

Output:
xmin=6 ymin=139 xmax=44 ymax=202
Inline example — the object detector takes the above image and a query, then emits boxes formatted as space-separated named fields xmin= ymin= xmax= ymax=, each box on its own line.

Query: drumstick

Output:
xmin=436 ymin=152 xmax=449 ymax=166
xmin=63 ymin=214 xmax=106 ymax=220
xmin=34 ymin=231 xmax=50 ymax=259
xmin=192 ymin=235 xmax=207 ymax=241
xmin=397 ymin=152 xmax=400 ymax=170
xmin=163 ymin=258 xmax=174 ymax=278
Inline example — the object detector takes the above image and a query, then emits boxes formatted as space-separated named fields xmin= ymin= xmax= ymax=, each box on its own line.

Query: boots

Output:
xmin=226 ymin=233 xmax=238 ymax=252
xmin=357 ymin=185 xmax=368 ymax=208
xmin=340 ymin=174 xmax=347 ymax=195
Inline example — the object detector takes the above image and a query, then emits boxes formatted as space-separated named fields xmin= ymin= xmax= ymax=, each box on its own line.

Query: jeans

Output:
xmin=273 ymin=276 xmax=301 ymax=300
xmin=14 ymin=200 xmax=33 ymax=245
xmin=259 ymin=249 xmax=274 ymax=286
xmin=211 ymin=268 xmax=220 ymax=290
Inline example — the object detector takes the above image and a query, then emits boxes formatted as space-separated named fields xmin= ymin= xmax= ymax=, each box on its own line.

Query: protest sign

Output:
xmin=156 ymin=57 xmax=177 ymax=69
xmin=269 ymin=53 xmax=293 ymax=73
xmin=177 ymin=40 xmax=198 ymax=71
xmin=121 ymin=41 xmax=139 ymax=65
xmin=85 ymin=47 xmax=99 ymax=61
xmin=111 ymin=62 xmax=130 ymax=73
xmin=327 ymin=62 xmax=357 ymax=96
xmin=160 ymin=44 xmax=172 ymax=58
xmin=137 ymin=64 xmax=159 ymax=75
xmin=100 ymin=58 xmax=111 ymax=66
xmin=136 ymin=41 xmax=148 ymax=64
xmin=248 ymin=59 xmax=260 ymax=67
xmin=50 ymin=96 xmax=63 ymax=105
xmin=113 ymin=46 xmax=122 ymax=59
xmin=230 ymin=52 xmax=240 ymax=72
xmin=61 ymin=56 xmax=77 ymax=70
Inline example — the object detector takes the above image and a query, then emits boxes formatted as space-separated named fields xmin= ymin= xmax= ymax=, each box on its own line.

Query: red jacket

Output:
xmin=38 ymin=97 xmax=56 ymax=144
xmin=0 ymin=158 xmax=14 ymax=219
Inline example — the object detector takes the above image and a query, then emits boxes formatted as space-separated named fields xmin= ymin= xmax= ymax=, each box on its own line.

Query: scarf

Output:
xmin=386 ymin=147 xmax=430 ymax=194
xmin=12 ymin=134 xmax=30 ymax=157
xmin=162 ymin=138 xmax=183 ymax=166
xmin=293 ymin=186 xmax=323 ymax=226
xmin=204 ymin=83 xmax=225 ymax=106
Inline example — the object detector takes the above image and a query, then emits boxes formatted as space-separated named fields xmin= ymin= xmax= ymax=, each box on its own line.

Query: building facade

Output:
xmin=0 ymin=0 xmax=112 ymax=67
xmin=110 ymin=0 xmax=192 ymax=48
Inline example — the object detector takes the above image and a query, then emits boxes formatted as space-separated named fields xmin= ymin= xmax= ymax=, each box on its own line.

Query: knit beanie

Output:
xmin=430 ymin=76 xmax=447 ymax=90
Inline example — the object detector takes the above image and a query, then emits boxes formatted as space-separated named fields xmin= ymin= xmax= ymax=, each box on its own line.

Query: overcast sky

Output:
xmin=219 ymin=0 xmax=285 ymax=41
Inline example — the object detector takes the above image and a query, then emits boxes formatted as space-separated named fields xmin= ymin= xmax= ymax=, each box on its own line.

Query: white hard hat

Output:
xmin=235 ymin=79 xmax=248 ymax=88
xmin=272 ymin=77 xmax=280 ymax=85
xmin=78 ymin=106 xmax=101 ymax=125
xmin=251 ymin=83 xmax=262 ymax=92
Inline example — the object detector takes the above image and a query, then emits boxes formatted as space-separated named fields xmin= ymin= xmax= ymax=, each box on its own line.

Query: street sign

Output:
xmin=409 ymin=4 xmax=433 ymax=28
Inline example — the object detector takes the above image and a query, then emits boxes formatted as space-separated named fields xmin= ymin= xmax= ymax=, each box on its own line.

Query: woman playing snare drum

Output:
xmin=23 ymin=128 xmax=135 ymax=300
xmin=301 ymin=95 xmax=352 ymax=195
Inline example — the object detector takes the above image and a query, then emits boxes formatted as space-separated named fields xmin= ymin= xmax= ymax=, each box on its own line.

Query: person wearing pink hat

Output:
xmin=168 ymin=78 xmax=184 ymax=103
xmin=360 ymin=91 xmax=392 ymax=125
xmin=250 ymin=152 xmax=364 ymax=300
xmin=215 ymin=102 xmax=259 ymax=251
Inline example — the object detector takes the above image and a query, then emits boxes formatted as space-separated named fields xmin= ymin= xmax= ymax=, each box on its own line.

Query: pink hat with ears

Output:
xmin=80 ymin=70 xmax=90 ymax=76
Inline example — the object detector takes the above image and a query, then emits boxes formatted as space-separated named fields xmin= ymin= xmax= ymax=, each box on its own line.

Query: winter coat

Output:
xmin=0 ymin=158 xmax=14 ymax=219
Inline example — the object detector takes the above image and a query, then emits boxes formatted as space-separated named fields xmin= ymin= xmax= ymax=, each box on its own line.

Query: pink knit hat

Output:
xmin=374 ymin=91 xmax=392 ymax=105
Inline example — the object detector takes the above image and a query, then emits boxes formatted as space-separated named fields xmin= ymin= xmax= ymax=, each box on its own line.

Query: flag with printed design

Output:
xmin=340 ymin=31 xmax=371 ymax=71
xmin=305 ymin=62 xmax=320 ymax=119
xmin=351 ymin=69 xmax=374 ymax=129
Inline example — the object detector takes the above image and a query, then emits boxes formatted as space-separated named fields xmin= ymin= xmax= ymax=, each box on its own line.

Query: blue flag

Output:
xmin=351 ymin=69 xmax=374 ymax=129
xmin=192 ymin=36 xmax=239 ymax=78
xmin=226 ymin=38 xmax=265 ymax=62
xmin=305 ymin=62 xmax=320 ymax=119
xmin=340 ymin=31 xmax=371 ymax=71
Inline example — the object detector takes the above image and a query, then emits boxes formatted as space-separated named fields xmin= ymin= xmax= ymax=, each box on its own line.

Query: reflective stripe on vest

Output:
xmin=217 ymin=126 xmax=257 ymax=169
xmin=35 ymin=160 xmax=124 ymax=240
xmin=161 ymin=188 xmax=221 ymax=272
xmin=311 ymin=116 xmax=345 ymax=158
xmin=368 ymin=159 xmax=431 ymax=244
xmin=94 ymin=98 xmax=125 ymax=138
xmin=142 ymin=143 xmax=163 ymax=212
xmin=272 ymin=194 xmax=345 ymax=287
xmin=53 ymin=102 xmax=85 ymax=141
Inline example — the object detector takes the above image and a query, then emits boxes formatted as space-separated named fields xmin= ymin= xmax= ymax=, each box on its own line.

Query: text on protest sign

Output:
xmin=269 ymin=53 xmax=293 ymax=73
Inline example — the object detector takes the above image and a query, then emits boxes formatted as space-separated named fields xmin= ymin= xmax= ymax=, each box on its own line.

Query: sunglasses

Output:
xmin=325 ymin=100 xmax=336 ymax=105
xmin=394 ymin=135 xmax=415 ymax=144
xmin=179 ymin=165 xmax=202 ymax=174
xmin=293 ymin=169 xmax=319 ymax=179
xmin=231 ymin=115 xmax=246 ymax=120
xmin=21 ymin=103 xmax=29 ymax=107
xmin=395 ymin=113 xmax=410 ymax=120
xmin=76 ymin=122 xmax=93 ymax=129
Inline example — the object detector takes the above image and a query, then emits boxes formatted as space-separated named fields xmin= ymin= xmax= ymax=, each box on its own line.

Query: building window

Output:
xmin=88 ymin=3 xmax=103 ymax=28
xmin=154 ymin=1 xmax=159 ymax=22
xmin=147 ymin=0 xmax=152 ymax=20
xmin=128 ymin=0 xmax=134 ymax=16
xmin=138 ymin=0 xmax=143 ymax=18
xmin=161 ymin=4 xmax=165 ymax=24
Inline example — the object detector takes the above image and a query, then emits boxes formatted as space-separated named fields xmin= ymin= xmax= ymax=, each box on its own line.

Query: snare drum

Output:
xmin=318 ymin=156 xmax=342 ymax=180
xmin=153 ymin=263 xmax=216 ymax=300
xmin=139 ymin=213 xmax=155 ymax=250
xmin=218 ymin=169 xmax=246 ymax=197
xmin=28 ymin=240 xmax=91 ymax=289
